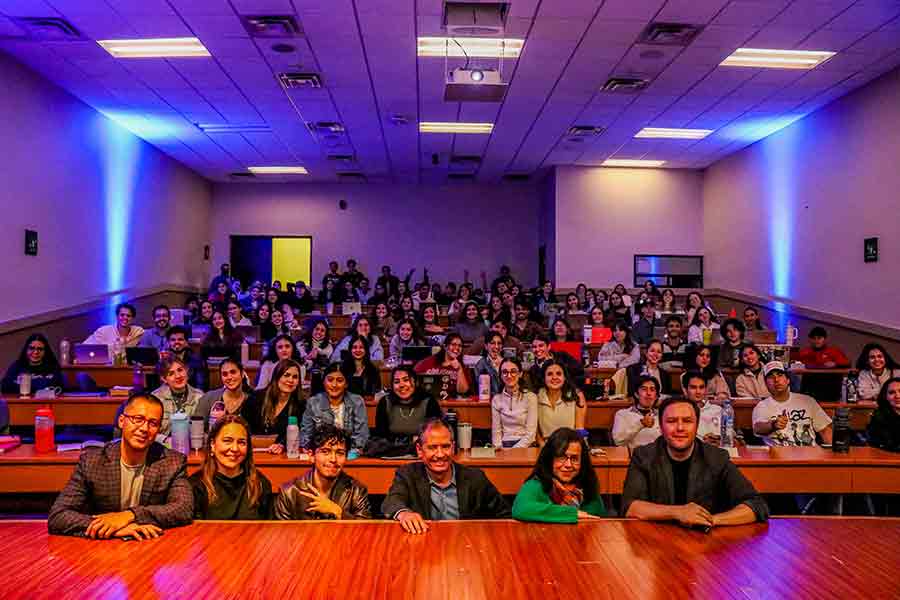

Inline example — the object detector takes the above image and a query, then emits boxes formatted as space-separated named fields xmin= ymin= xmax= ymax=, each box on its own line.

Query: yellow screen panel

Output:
xmin=271 ymin=237 xmax=311 ymax=286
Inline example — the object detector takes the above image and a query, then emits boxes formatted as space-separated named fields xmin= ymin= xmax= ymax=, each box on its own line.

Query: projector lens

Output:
xmin=470 ymin=69 xmax=484 ymax=82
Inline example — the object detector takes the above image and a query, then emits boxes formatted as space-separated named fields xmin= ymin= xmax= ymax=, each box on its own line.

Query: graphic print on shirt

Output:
xmin=771 ymin=408 xmax=814 ymax=446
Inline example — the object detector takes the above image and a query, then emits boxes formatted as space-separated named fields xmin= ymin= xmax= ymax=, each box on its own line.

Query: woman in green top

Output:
xmin=512 ymin=427 xmax=606 ymax=523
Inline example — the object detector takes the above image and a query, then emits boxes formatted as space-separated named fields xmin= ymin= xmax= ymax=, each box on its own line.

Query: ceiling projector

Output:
xmin=444 ymin=67 xmax=507 ymax=102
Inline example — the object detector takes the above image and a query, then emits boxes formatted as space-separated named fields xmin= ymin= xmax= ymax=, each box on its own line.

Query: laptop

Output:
xmin=74 ymin=344 xmax=110 ymax=365
xmin=234 ymin=325 xmax=261 ymax=343
xmin=169 ymin=308 xmax=187 ymax=326
xmin=502 ymin=347 xmax=518 ymax=360
xmin=342 ymin=302 xmax=362 ymax=316
xmin=125 ymin=347 xmax=159 ymax=366
xmin=189 ymin=324 xmax=210 ymax=341
xmin=401 ymin=346 xmax=434 ymax=364
xmin=550 ymin=341 xmax=583 ymax=362
xmin=590 ymin=327 xmax=612 ymax=344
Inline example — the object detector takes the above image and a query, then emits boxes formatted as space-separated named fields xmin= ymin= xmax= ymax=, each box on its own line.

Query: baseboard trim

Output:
xmin=0 ymin=284 xmax=203 ymax=336
xmin=706 ymin=288 xmax=900 ymax=341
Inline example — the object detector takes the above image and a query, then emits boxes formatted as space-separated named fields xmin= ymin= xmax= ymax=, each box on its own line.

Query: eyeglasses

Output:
xmin=554 ymin=454 xmax=581 ymax=465
xmin=122 ymin=413 xmax=162 ymax=429
xmin=27 ymin=346 xmax=45 ymax=352
xmin=501 ymin=369 xmax=520 ymax=376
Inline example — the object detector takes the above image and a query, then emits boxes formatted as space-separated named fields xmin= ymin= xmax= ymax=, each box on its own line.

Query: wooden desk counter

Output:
xmin=3 ymin=519 xmax=900 ymax=599
xmin=6 ymin=395 xmax=121 ymax=427
xmin=61 ymin=365 xmax=259 ymax=390
xmin=3 ymin=444 xmax=899 ymax=496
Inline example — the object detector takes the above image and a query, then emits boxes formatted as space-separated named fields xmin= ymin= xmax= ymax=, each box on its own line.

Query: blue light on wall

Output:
xmin=723 ymin=114 xmax=807 ymax=144
xmin=97 ymin=116 xmax=141 ymax=321
xmin=99 ymin=111 xmax=179 ymax=141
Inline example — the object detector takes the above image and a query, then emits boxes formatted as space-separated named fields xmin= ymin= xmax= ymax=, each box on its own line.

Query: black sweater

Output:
xmin=188 ymin=471 xmax=274 ymax=520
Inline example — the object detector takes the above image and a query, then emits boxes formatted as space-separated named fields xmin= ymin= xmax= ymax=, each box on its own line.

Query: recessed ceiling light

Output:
xmin=720 ymin=48 xmax=835 ymax=69
xmin=97 ymin=37 xmax=210 ymax=58
xmin=419 ymin=122 xmax=494 ymax=134
xmin=248 ymin=166 xmax=308 ymax=175
xmin=635 ymin=127 xmax=713 ymax=139
xmin=602 ymin=159 xmax=666 ymax=168
xmin=417 ymin=37 xmax=524 ymax=58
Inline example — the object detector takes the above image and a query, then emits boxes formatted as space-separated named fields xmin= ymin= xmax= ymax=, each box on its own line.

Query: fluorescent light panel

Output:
xmin=635 ymin=127 xmax=713 ymax=140
xmin=197 ymin=123 xmax=271 ymax=134
xmin=248 ymin=166 xmax=308 ymax=175
xmin=721 ymin=48 xmax=835 ymax=69
xmin=98 ymin=37 xmax=210 ymax=58
xmin=417 ymin=37 xmax=524 ymax=58
xmin=602 ymin=159 xmax=666 ymax=168
xmin=419 ymin=122 xmax=494 ymax=134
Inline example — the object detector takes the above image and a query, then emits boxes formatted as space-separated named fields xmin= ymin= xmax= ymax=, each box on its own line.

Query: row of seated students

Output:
xmin=47 ymin=392 xmax=771 ymax=537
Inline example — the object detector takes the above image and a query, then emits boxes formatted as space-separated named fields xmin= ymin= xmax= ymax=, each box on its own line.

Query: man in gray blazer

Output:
xmin=623 ymin=396 xmax=768 ymax=529
xmin=382 ymin=418 xmax=510 ymax=534
xmin=48 ymin=393 xmax=193 ymax=539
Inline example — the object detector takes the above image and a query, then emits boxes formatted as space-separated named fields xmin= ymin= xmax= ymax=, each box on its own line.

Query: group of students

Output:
xmin=47 ymin=390 xmax=769 ymax=539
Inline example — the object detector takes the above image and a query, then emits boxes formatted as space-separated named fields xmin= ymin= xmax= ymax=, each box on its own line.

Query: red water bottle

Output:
xmin=35 ymin=406 xmax=56 ymax=453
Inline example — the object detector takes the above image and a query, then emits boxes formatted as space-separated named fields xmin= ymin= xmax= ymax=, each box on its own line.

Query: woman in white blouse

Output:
xmin=687 ymin=307 xmax=720 ymax=344
xmin=597 ymin=321 xmax=641 ymax=368
xmin=856 ymin=343 xmax=900 ymax=401
xmin=491 ymin=357 xmax=538 ymax=449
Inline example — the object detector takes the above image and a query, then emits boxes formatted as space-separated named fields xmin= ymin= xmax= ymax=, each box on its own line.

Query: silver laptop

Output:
xmin=74 ymin=344 xmax=110 ymax=365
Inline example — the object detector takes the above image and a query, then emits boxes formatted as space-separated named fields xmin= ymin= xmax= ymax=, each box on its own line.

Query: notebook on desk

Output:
xmin=74 ymin=344 xmax=110 ymax=365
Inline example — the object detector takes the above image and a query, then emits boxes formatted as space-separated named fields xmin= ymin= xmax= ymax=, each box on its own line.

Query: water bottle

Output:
xmin=111 ymin=338 xmax=125 ymax=366
xmin=720 ymin=399 xmax=735 ymax=447
xmin=478 ymin=374 xmax=491 ymax=401
xmin=240 ymin=340 xmax=250 ymax=364
xmin=583 ymin=325 xmax=592 ymax=344
xmin=59 ymin=339 xmax=71 ymax=366
xmin=35 ymin=406 xmax=56 ymax=453
xmin=785 ymin=322 xmax=798 ymax=347
xmin=170 ymin=412 xmax=190 ymax=455
xmin=19 ymin=373 xmax=32 ymax=397
xmin=190 ymin=416 xmax=205 ymax=451
xmin=133 ymin=365 xmax=145 ymax=390
xmin=832 ymin=407 xmax=850 ymax=453
xmin=847 ymin=376 xmax=859 ymax=404
xmin=286 ymin=416 xmax=300 ymax=458
xmin=444 ymin=409 xmax=458 ymax=444
xmin=582 ymin=345 xmax=591 ymax=368
xmin=841 ymin=377 xmax=849 ymax=403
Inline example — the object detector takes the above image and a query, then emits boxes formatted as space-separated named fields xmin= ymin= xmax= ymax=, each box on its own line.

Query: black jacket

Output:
xmin=381 ymin=462 xmax=510 ymax=520
xmin=867 ymin=399 xmax=900 ymax=452
xmin=622 ymin=437 xmax=768 ymax=522
xmin=274 ymin=469 xmax=371 ymax=520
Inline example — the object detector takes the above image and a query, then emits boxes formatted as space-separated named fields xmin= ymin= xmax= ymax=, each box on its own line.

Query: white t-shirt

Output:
xmin=331 ymin=402 xmax=345 ymax=430
xmin=751 ymin=393 xmax=832 ymax=447
xmin=698 ymin=402 xmax=723 ymax=440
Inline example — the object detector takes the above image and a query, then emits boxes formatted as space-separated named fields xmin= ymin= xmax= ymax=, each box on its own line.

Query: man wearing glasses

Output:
xmin=48 ymin=393 xmax=193 ymax=539
xmin=274 ymin=424 xmax=371 ymax=520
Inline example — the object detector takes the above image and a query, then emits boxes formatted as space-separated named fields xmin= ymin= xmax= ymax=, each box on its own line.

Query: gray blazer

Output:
xmin=622 ymin=437 xmax=769 ymax=522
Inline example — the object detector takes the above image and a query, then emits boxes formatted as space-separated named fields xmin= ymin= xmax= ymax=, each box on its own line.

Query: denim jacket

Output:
xmin=300 ymin=392 xmax=370 ymax=451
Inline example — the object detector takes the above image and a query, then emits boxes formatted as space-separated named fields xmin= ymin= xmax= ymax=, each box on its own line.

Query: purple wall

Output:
xmin=210 ymin=182 xmax=541 ymax=289
xmin=552 ymin=166 xmax=704 ymax=288
xmin=704 ymin=67 xmax=900 ymax=329
xmin=0 ymin=50 xmax=212 ymax=323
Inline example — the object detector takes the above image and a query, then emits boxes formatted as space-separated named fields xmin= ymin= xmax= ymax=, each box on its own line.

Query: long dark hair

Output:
xmin=434 ymin=332 xmax=464 ymax=364
xmin=15 ymin=333 xmax=60 ymax=373
xmin=459 ymin=301 xmax=481 ymax=325
xmin=301 ymin=320 xmax=331 ymax=351
xmin=527 ymin=428 xmax=598 ymax=505
xmin=395 ymin=318 xmax=424 ymax=346
xmin=855 ymin=343 xmax=899 ymax=372
xmin=263 ymin=334 xmax=301 ymax=363
xmin=199 ymin=415 xmax=263 ymax=507
xmin=539 ymin=359 xmax=583 ymax=406
xmin=261 ymin=359 xmax=305 ymax=428
xmin=874 ymin=377 xmax=900 ymax=426
xmin=612 ymin=320 xmax=636 ymax=354
xmin=340 ymin=334 xmax=379 ymax=381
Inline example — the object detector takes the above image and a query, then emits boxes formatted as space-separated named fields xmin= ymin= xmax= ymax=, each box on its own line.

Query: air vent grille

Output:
xmin=278 ymin=72 xmax=323 ymax=89
xmin=566 ymin=125 xmax=604 ymax=137
xmin=601 ymin=77 xmax=649 ymax=94
xmin=639 ymin=22 xmax=702 ymax=46
xmin=241 ymin=15 xmax=302 ymax=38
xmin=309 ymin=121 xmax=345 ymax=133
xmin=11 ymin=17 xmax=82 ymax=40
xmin=229 ymin=172 xmax=256 ymax=179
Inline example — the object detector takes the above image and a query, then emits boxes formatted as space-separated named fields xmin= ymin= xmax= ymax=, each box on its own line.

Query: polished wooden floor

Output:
xmin=3 ymin=519 xmax=900 ymax=599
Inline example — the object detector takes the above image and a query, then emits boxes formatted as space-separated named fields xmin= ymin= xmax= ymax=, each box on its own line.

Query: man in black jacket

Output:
xmin=382 ymin=418 xmax=510 ymax=534
xmin=623 ymin=396 xmax=768 ymax=529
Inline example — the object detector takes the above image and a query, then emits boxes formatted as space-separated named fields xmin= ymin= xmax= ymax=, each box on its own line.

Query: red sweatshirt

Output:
xmin=796 ymin=345 xmax=850 ymax=368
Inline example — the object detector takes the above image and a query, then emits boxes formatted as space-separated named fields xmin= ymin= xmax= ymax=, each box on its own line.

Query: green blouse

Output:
xmin=512 ymin=479 xmax=606 ymax=523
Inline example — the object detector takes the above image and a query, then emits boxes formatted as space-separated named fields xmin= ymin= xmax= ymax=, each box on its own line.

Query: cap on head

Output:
xmin=763 ymin=361 xmax=787 ymax=378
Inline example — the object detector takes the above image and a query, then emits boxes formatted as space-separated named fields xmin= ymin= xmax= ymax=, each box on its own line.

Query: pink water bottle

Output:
xmin=35 ymin=406 xmax=56 ymax=453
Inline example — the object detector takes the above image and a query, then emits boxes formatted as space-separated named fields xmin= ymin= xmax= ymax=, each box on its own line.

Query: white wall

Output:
xmin=552 ymin=166 xmax=704 ymax=288
xmin=0 ymin=51 xmax=212 ymax=323
xmin=210 ymin=182 xmax=541 ymax=288
xmin=704 ymin=68 xmax=900 ymax=329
